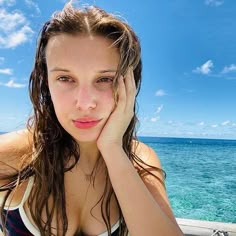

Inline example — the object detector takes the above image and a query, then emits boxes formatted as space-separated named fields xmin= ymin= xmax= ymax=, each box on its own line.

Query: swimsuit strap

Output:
xmin=19 ymin=176 xmax=34 ymax=206
xmin=99 ymin=220 xmax=120 ymax=236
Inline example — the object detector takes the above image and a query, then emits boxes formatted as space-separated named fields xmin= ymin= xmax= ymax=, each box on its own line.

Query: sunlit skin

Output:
xmin=46 ymin=34 xmax=120 ymax=147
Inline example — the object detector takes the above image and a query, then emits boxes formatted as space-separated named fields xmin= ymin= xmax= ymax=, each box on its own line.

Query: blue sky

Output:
xmin=0 ymin=0 xmax=236 ymax=139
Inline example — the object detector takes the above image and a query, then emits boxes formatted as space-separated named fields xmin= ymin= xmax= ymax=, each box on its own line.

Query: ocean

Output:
xmin=140 ymin=136 xmax=236 ymax=223
xmin=1 ymin=132 xmax=235 ymax=223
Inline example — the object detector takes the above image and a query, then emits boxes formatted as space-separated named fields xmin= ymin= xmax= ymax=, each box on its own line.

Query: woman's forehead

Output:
xmin=46 ymin=33 xmax=118 ymax=55
xmin=46 ymin=34 xmax=120 ymax=71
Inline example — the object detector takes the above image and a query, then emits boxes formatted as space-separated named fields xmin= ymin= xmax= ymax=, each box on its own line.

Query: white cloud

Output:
xmin=0 ymin=9 xmax=34 ymax=49
xmin=0 ymin=79 xmax=26 ymax=88
xmin=24 ymin=0 xmax=41 ymax=14
xmin=155 ymin=104 xmax=163 ymax=114
xmin=0 ymin=68 xmax=13 ymax=75
xmin=155 ymin=89 xmax=166 ymax=97
xmin=221 ymin=120 xmax=230 ymax=126
xmin=7 ymin=26 xmax=33 ymax=48
xmin=0 ymin=0 xmax=16 ymax=6
xmin=222 ymin=64 xmax=236 ymax=74
xmin=151 ymin=117 xmax=160 ymax=122
xmin=139 ymin=117 xmax=236 ymax=139
xmin=205 ymin=0 xmax=224 ymax=7
xmin=0 ymin=0 xmax=40 ymax=14
xmin=0 ymin=9 xmax=26 ymax=31
xmin=193 ymin=60 xmax=214 ymax=75
xmin=197 ymin=121 xmax=205 ymax=126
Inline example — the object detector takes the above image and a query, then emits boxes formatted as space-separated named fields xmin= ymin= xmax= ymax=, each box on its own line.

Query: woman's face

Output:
xmin=46 ymin=34 xmax=120 ymax=143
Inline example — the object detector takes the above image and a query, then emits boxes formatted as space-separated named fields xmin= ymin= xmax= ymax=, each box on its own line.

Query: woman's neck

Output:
xmin=77 ymin=141 xmax=101 ymax=172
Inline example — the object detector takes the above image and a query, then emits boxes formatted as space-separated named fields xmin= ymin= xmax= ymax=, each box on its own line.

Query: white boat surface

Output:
xmin=177 ymin=218 xmax=236 ymax=236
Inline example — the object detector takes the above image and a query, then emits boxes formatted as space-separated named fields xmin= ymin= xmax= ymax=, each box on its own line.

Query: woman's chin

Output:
xmin=71 ymin=132 xmax=99 ymax=144
xmin=62 ymin=124 xmax=103 ymax=145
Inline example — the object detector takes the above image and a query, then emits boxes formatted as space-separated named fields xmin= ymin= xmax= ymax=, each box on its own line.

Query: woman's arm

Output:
xmin=97 ymin=69 xmax=183 ymax=236
xmin=99 ymin=142 xmax=183 ymax=236
xmin=132 ymin=141 xmax=178 ymax=225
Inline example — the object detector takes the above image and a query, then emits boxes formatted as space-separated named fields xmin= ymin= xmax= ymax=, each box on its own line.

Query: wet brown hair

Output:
xmin=0 ymin=2 xmax=165 ymax=235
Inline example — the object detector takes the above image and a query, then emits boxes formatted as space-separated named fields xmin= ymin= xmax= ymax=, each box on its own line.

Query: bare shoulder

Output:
xmin=0 ymin=129 xmax=32 ymax=170
xmin=0 ymin=129 xmax=27 ymax=141
xmin=0 ymin=129 xmax=32 ymax=151
xmin=0 ymin=130 xmax=32 ymax=205
xmin=132 ymin=140 xmax=163 ymax=171
xmin=132 ymin=140 xmax=166 ymax=186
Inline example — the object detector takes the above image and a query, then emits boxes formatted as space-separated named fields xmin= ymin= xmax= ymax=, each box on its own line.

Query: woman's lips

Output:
xmin=72 ymin=118 xmax=102 ymax=129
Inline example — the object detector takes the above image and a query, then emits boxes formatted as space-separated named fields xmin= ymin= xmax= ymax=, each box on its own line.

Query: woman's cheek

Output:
xmin=50 ymin=90 xmax=70 ymax=114
xmin=102 ymin=90 xmax=115 ymax=111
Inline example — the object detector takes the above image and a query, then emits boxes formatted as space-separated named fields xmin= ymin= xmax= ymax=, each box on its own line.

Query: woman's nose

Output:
xmin=74 ymin=85 xmax=97 ymax=111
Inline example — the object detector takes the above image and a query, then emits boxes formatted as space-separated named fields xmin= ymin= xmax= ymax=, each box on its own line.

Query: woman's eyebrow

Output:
xmin=97 ymin=69 xmax=117 ymax=73
xmin=49 ymin=67 xmax=70 ymax=72
xmin=49 ymin=67 xmax=117 ymax=73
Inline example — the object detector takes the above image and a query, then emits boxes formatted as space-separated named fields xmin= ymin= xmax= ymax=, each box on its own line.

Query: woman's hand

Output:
xmin=97 ymin=67 xmax=136 ymax=151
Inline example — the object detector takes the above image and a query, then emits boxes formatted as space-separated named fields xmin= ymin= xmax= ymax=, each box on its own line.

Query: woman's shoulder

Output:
xmin=0 ymin=129 xmax=32 ymax=152
xmin=131 ymin=139 xmax=162 ymax=170
xmin=0 ymin=129 xmax=28 ymax=141
xmin=0 ymin=129 xmax=32 ymax=169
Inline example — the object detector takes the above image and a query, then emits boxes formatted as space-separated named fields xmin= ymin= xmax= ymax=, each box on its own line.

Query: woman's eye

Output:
xmin=97 ymin=77 xmax=114 ymax=83
xmin=57 ymin=76 xmax=74 ymax=82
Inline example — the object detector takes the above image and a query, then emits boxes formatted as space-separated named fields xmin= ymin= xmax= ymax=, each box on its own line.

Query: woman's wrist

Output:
xmin=98 ymin=141 xmax=124 ymax=158
xmin=97 ymin=139 xmax=122 ymax=151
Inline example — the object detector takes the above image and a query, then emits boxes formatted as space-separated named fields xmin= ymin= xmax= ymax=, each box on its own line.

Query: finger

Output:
xmin=125 ymin=67 xmax=136 ymax=97
xmin=124 ymin=68 xmax=136 ymax=111
xmin=124 ymin=67 xmax=133 ymax=88
xmin=129 ymin=66 xmax=136 ymax=90
xmin=115 ymin=75 xmax=126 ymax=112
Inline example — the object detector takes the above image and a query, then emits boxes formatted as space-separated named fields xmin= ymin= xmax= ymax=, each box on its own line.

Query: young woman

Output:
xmin=0 ymin=3 xmax=183 ymax=236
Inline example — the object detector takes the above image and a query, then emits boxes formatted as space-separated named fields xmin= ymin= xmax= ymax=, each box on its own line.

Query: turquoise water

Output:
xmin=140 ymin=137 xmax=236 ymax=223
